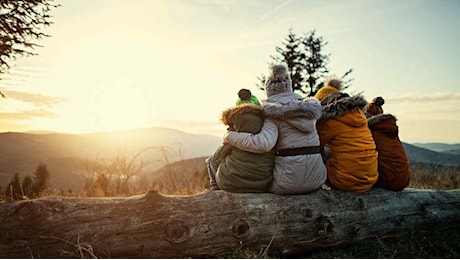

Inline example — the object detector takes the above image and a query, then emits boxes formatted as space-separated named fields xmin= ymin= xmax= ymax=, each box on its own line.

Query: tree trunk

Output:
xmin=1 ymin=188 xmax=459 ymax=258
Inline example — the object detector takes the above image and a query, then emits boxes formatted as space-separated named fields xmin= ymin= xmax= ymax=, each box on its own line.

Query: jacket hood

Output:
xmin=221 ymin=105 xmax=264 ymax=126
xmin=319 ymin=92 xmax=368 ymax=121
xmin=367 ymin=113 xmax=399 ymax=137
xmin=367 ymin=113 xmax=397 ymax=128
xmin=264 ymin=94 xmax=322 ymax=120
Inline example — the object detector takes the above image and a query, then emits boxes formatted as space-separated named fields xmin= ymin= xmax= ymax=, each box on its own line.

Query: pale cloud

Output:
xmin=2 ymin=90 xmax=67 ymax=107
xmin=0 ymin=120 xmax=29 ymax=132
xmin=0 ymin=108 xmax=57 ymax=120
xmin=0 ymin=108 xmax=58 ymax=133
xmin=0 ymin=88 xmax=64 ymax=133
xmin=0 ymin=76 xmax=29 ymax=86
xmin=381 ymin=92 xmax=460 ymax=123
xmin=386 ymin=92 xmax=460 ymax=103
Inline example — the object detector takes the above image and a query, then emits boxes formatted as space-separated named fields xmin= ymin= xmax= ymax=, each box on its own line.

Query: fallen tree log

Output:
xmin=1 ymin=187 xmax=459 ymax=258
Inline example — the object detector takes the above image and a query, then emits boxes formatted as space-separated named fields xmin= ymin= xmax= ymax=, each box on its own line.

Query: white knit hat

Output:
xmin=265 ymin=64 xmax=293 ymax=97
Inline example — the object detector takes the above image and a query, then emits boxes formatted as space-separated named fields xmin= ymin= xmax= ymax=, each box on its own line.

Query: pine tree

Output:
xmin=22 ymin=175 xmax=33 ymax=198
xmin=273 ymin=29 xmax=305 ymax=92
xmin=259 ymin=29 xmax=353 ymax=96
xmin=31 ymin=163 xmax=51 ymax=196
xmin=5 ymin=173 xmax=22 ymax=200
xmin=301 ymin=30 xmax=330 ymax=95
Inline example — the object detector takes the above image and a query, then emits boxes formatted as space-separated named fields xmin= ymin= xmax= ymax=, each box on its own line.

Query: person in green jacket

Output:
xmin=205 ymin=90 xmax=275 ymax=192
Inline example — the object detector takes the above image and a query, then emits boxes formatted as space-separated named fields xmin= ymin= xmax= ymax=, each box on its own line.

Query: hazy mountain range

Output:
xmin=0 ymin=127 xmax=459 ymax=192
xmin=402 ymin=143 xmax=460 ymax=166
xmin=411 ymin=143 xmax=460 ymax=155
xmin=0 ymin=127 xmax=222 ymax=192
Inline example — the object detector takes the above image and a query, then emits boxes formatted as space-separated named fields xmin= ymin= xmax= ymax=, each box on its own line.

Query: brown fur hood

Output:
xmin=319 ymin=92 xmax=368 ymax=121
xmin=367 ymin=113 xmax=397 ymax=128
xmin=221 ymin=105 xmax=264 ymax=126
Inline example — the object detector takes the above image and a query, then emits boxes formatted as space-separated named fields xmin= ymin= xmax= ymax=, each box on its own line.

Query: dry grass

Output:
xmin=147 ymin=156 xmax=209 ymax=195
xmin=303 ymin=227 xmax=460 ymax=259
xmin=408 ymin=162 xmax=459 ymax=190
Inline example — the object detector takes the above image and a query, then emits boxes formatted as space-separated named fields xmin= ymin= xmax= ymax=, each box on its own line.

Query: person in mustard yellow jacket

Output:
xmin=314 ymin=78 xmax=378 ymax=192
xmin=365 ymin=97 xmax=410 ymax=191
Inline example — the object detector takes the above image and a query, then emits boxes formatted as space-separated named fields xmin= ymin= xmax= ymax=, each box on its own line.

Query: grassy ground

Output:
xmin=226 ymin=227 xmax=460 ymax=259
xmin=304 ymin=227 xmax=460 ymax=259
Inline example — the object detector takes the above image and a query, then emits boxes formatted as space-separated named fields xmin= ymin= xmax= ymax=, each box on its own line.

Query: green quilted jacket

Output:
xmin=215 ymin=105 xmax=276 ymax=192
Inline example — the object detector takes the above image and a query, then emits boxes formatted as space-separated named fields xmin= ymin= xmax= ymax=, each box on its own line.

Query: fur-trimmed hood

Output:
xmin=367 ymin=113 xmax=399 ymax=137
xmin=319 ymin=92 xmax=368 ymax=122
xmin=221 ymin=104 xmax=263 ymax=126
xmin=367 ymin=113 xmax=397 ymax=128
xmin=263 ymin=92 xmax=322 ymax=120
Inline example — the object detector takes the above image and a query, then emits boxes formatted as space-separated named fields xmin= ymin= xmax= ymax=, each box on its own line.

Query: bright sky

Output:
xmin=0 ymin=0 xmax=459 ymax=144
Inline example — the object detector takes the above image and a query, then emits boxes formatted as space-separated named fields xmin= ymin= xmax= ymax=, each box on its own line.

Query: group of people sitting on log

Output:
xmin=206 ymin=64 xmax=410 ymax=194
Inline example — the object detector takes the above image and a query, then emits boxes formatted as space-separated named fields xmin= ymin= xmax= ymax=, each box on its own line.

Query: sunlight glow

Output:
xmin=85 ymin=81 xmax=157 ymax=132
xmin=1 ymin=0 xmax=459 ymax=144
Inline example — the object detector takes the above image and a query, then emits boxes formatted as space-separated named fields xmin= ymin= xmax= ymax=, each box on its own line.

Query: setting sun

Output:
xmin=85 ymin=81 xmax=157 ymax=132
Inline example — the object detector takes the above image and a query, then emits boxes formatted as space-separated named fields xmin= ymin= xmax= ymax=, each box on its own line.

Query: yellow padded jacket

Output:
xmin=316 ymin=93 xmax=378 ymax=192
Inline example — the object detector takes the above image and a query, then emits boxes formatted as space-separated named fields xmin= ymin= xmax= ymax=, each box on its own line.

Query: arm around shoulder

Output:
xmin=224 ymin=118 xmax=278 ymax=153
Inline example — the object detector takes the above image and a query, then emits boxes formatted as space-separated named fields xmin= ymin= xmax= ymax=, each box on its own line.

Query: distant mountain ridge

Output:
xmin=402 ymin=142 xmax=460 ymax=166
xmin=412 ymin=143 xmax=460 ymax=155
xmin=0 ymin=127 xmax=458 ymax=193
xmin=0 ymin=127 xmax=222 ymax=191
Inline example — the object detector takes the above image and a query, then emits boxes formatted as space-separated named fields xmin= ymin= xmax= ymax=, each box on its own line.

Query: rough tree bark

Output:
xmin=1 ymin=188 xmax=459 ymax=258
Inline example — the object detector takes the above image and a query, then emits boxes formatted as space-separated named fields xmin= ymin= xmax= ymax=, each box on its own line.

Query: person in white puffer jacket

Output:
xmin=224 ymin=64 xmax=327 ymax=194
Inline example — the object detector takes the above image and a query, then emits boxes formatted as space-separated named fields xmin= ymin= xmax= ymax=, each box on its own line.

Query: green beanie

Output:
xmin=236 ymin=95 xmax=261 ymax=106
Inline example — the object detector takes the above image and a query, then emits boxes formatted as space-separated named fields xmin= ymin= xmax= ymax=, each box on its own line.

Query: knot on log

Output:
xmin=15 ymin=200 xmax=44 ymax=220
xmin=304 ymin=208 xmax=313 ymax=219
xmin=353 ymin=225 xmax=360 ymax=234
xmin=356 ymin=197 xmax=367 ymax=210
xmin=315 ymin=215 xmax=333 ymax=236
xmin=165 ymin=220 xmax=190 ymax=243
xmin=419 ymin=202 xmax=428 ymax=213
xmin=232 ymin=219 xmax=250 ymax=239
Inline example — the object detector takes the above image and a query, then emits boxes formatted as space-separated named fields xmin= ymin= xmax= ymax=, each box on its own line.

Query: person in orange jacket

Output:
xmin=365 ymin=97 xmax=410 ymax=191
xmin=314 ymin=78 xmax=378 ymax=192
